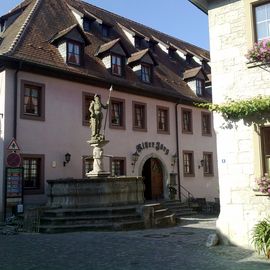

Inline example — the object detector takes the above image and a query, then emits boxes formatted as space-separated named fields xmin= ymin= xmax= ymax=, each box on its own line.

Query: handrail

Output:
xmin=179 ymin=184 xmax=194 ymax=204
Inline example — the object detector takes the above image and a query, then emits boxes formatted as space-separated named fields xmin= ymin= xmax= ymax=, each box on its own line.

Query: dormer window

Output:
xmin=148 ymin=40 xmax=156 ymax=52
xmin=168 ymin=48 xmax=176 ymax=59
xmin=135 ymin=36 xmax=142 ymax=49
xmin=102 ymin=24 xmax=110 ymax=37
xmin=0 ymin=20 xmax=6 ymax=32
xmin=83 ymin=18 xmax=92 ymax=32
xmin=111 ymin=54 xmax=123 ymax=76
xmin=141 ymin=64 xmax=151 ymax=83
xmin=67 ymin=41 xmax=81 ymax=65
xmin=196 ymin=79 xmax=205 ymax=96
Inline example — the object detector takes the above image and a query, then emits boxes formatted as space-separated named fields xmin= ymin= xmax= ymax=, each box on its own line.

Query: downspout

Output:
xmin=13 ymin=62 xmax=22 ymax=139
xmin=175 ymin=102 xmax=181 ymax=202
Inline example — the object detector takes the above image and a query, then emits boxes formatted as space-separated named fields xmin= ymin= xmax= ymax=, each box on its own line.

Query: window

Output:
xmin=202 ymin=112 xmax=212 ymax=136
xmin=0 ymin=20 xmax=6 ymax=32
xmin=203 ymin=152 xmax=214 ymax=176
xmin=20 ymin=80 xmax=45 ymax=121
xmin=134 ymin=36 xmax=142 ymax=48
xmin=133 ymin=101 xmax=147 ymax=131
xmin=102 ymin=24 xmax=110 ymax=37
xmin=82 ymin=156 xmax=94 ymax=177
xmin=196 ymin=79 xmax=205 ymax=96
xmin=67 ymin=41 xmax=81 ymax=65
xmin=182 ymin=109 xmax=193 ymax=134
xmin=82 ymin=92 xmax=94 ymax=126
xmin=254 ymin=3 xmax=270 ymax=41
xmin=261 ymin=127 xmax=270 ymax=174
xmin=183 ymin=151 xmax=194 ymax=177
xmin=157 ymin=106 xmax=169 ymax=134
xmin=83 ymin=18 xmax=92 ymax=32
xmin=148 ymin=40 xmax=156 ymax=52
xmin=110 ymin=98 xmax=125 ymax=129
xmin=111 ymin=158 xmax=126 ymax=176
xmin=111 ymin=54 xmax=122 ymax=76
xmin=141 ymin=64 xmax=151 ymax=83
xmin=168 ymin=48 xmax=176 ymax=59
xmin=22 ymin=154 xmax=44 ymax=194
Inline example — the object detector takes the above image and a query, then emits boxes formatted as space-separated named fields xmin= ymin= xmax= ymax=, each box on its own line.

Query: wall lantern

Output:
xmin=198 ymin=159 xmax=205 ymax=169
xmin=171 ymin=153 xmax=178 ymax=167
xmin=131 ymin=152 xmax=140 ymax=172
xmin=63 ymin=153 xmax=71 ymax=167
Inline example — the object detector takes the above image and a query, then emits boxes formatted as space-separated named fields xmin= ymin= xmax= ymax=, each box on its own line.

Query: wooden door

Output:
xmin=151 ymin=158 xmax=164 ymax=200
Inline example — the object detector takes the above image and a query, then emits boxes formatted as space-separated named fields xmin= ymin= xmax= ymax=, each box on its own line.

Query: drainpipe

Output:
xmin=13 ymin=62 xmax=22 ymax=139
xmin=175 ymin=103 xmax=181 ymax=202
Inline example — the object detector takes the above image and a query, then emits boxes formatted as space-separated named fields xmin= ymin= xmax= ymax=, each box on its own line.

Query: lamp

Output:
xmin=63 ymin=153 xmax=71 ymax=167
xmin=131 ymin=152 xmax=140 ymax=172
xmin=198 ymin=159 xmax=204 ymax=169
xmin=171 ymin=153 xmax=178 ymax=167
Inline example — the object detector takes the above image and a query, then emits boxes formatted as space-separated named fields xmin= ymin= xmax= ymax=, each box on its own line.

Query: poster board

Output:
xmin=6 ymin=167 xmax=23 ymax=199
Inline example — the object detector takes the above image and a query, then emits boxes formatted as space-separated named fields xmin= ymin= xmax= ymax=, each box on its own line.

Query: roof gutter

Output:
xmin=188 ymin=0 xmax=209 ymax=14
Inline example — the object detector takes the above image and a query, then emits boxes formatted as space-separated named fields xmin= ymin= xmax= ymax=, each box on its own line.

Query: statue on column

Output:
xmin=86 ymin=86 xmax=113 ymax=177
xmin=89 ymin=95 xmax=108 ymax=143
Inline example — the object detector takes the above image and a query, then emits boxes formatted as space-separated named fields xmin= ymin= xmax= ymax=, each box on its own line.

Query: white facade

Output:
xmin=0 ymin=68 xmax=219 ymax=217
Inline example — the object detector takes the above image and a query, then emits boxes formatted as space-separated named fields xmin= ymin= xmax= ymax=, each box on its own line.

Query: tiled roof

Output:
xmin=95 ymin=38 xmax=122 ymax=56
xmin=0 ymin=0 xmax=211 ymax=103
xmin=127 ymin=49 xmax=157 ymax=66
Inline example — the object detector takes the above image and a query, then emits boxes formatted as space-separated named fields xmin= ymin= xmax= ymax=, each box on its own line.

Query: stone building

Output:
xmin=190 ymin=0 xmax=270 ymax=248
xmin=0 ymin=0 xmax=219 ymax=219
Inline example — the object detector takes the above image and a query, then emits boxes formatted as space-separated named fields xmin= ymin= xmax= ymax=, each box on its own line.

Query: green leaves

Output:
xmin=252 ymin=218 xmax=270 ymax=258
xmin=195 ymin=96 xmax=270 ymax=122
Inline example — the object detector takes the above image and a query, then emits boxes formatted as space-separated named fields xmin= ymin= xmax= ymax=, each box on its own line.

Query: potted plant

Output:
xmin=252 ymin=217 xmax=270 ymax=259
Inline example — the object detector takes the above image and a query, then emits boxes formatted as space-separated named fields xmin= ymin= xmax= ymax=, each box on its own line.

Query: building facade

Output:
xmin=0 ymin=0 xmax=219 ymax=219
xmin=190 ymin=0 xmax=270 ymax=248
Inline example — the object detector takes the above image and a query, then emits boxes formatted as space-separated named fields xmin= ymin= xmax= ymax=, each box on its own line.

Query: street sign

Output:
xmin=7 ymin=138 xmax=20 ymax=151
xmin=6 ymin=152 xmax=21 ymax=167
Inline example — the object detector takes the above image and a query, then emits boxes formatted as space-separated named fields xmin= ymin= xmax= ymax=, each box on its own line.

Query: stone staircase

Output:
xmin=38 ymin=203 xmax=176 ymax=233
xmin=144 ymin=203 xmax=176 ymax=228
xmin=161 ymin=200 xmax=197 ymax=223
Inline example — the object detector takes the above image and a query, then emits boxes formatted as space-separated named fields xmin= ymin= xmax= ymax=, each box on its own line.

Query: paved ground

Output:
xmin=1 ymin=216 xmax=270 ymax=270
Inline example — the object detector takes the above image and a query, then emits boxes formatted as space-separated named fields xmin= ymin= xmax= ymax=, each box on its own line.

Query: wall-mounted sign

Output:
xmin=6 ymin=152 xmax=21 ymax=167
xmin=6 ymin=167 xmax=23 ymax=198
xmin=136 ymin=142 xmax=170 ymax=155
xmin=7 ymin=138 xmax=20 ymax=151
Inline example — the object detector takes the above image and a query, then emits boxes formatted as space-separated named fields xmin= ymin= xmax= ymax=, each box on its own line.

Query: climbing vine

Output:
xmin=196 ymin=96 xmax=270 ymax=122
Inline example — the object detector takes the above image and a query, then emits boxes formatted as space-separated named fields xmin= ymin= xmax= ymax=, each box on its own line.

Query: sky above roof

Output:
xmin=1 ymin=0 xmax=209 ymax=50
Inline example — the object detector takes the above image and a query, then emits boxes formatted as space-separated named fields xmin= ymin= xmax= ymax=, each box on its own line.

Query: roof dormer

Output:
xmin=95 ymin=38 xmax=129 ymax=77
xmin=128 ymin=49 xmax=158 ymax=83
xmin=50 ymin=24 xmax=90 ymax=66
xmin=183 ymin=67 xmax=209 ymax=97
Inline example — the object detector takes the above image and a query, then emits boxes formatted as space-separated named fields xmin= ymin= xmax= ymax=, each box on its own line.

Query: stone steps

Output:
xmin=39 ymin=220 xmax=145 ymax=234
xmin=161 ymin=200 xmax=197 ymax=222
xmin=39 ymin=205 xmax=144 ymax=233
xmin=38 ymin=203 xmax=176 ymax=233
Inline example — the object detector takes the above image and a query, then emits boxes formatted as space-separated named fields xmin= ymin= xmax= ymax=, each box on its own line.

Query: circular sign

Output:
xmin=6 ymin=153 xmax=21 ymax=167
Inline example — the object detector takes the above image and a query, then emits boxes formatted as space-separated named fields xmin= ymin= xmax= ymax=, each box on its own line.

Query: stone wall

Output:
xmin=208 ymin=0 xmax=270 ymax=249
xmin=46 ymin=177 xmax=145 ymax=208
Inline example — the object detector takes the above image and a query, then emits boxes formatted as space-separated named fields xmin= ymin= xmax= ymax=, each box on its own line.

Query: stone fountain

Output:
xmin=46 ymin=91 xmax=145 ymax=208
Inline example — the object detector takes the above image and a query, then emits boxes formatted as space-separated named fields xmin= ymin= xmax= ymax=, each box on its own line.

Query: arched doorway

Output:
xmin=142 ymin=158 xmax=164 ymax=201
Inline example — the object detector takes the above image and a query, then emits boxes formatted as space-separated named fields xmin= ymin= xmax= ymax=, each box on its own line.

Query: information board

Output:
xmin=6 ymin=167 xmax=23 ymax=198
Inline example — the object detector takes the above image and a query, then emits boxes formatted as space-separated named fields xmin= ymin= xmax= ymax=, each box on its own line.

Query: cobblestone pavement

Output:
xmin=1 ymin=216 xmax=270 ymax=270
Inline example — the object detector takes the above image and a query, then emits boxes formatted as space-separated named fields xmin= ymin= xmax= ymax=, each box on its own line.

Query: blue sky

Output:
xmin=1 ymin=0 xmax=209 ymax=49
